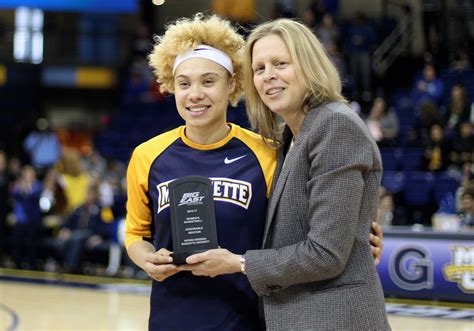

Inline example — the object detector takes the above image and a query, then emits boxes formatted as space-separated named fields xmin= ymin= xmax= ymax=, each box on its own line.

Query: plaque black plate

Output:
xmin=168 ymin=176 xmax=218 ymax=265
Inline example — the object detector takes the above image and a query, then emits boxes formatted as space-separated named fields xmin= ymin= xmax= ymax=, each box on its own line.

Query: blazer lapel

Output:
xmin=261 ymin=107 xmax=324 ymax=246
xmin=262 ymin=128 xmax=301 ymax=246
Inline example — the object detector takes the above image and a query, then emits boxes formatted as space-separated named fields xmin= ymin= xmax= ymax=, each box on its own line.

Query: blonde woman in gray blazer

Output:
xmin=181 ymin=18 xmax=390 ymax=330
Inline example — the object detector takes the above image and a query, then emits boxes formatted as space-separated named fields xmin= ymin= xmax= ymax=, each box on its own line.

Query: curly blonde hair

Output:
xmin=149 ymin=13 xmax=245 ymax=107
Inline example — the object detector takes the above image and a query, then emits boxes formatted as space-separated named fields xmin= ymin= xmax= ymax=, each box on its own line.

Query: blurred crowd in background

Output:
xmin=0 ymin=0 xmax=473 ymax=276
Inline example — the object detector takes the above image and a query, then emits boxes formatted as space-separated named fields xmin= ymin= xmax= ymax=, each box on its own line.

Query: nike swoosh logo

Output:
xmin=224 ymin=155 xmax=248 ymax=164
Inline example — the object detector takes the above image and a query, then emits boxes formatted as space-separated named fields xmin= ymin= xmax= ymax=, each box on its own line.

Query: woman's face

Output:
xmin=174 ymin=58 xmax=235 ymax=133
xmin=251 ymin=34 xmax=307 ymax=118
xmin=460 ymin=122 xmax=472 ymax=137
xmin=22 ymin=166 xmax=36 ymax=183
xmin=423 ymin=65 xmax=435 ymax=81
xmin=430 ymin=124 xmax=444 ymax=142
xmin=462 ymin=194 xmax=473 ymax=212
xmin=451 ymin=85 xmax=464 ymax=103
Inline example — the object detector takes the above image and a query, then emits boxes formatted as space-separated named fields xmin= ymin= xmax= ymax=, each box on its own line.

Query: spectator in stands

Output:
xmin=449 ymin=122 xmax=473 ymax=172
xmin=104 ymin=159 xmax=126 ymax=191
xmin=0 ymin=150 xmax=12 ymax=265
xmin=345 ymin=12 xmax=376 ymax=101
xmin=326 ymin=41 xmax=347 ymax=80
xmin=321 ymin=0 xmax=339 ymax=17
xmin=378 ymin=190 xmax=394 ymax=227
xmin=366 ymin=96 xmax=399 ymax=147
xmin=55 ymin=181 xmax=114 ymax=273
xmin=315 ymin=12 xmax=339 ymax=50
xmin=40 ymin=168 xmax=67 ymax=216
xmin=23 ymin=118 xmax=61 ymax=179
xmin=381 ymin=191 xmax=408 ymax=226
xmin=124 ymin=58 xmax=155 ymax=104
xmin=377 ymin=187 xmax=408 ymax=226
xmin=7 ymin=156 xmax=22 ymax=183
xmin=270 ymin=0 xmax=297 ymax=19
xmin=123 ymin=57 xmax=167 ymax=105
xmin=407 ymin=101 xmax=442 ymax=147
xmin=39 ymin=168 xmax=67 ymax=271
xmin=81 ymin=147 xmax=107 ymax=178
xmin=423 ymin=123 xmax=451 ymax=172
xmin=456 ymin=163 xmax=474 ymax=208
xmin=412 ymin=62 xmax=444 ymax=109
xmin=58 ymin=148 xmax=90 ymax=215
xmin=10 ymin=165 xmax=43 ymax=269
xmin=303 ymin=0 xmax=335 ymax=28
xmin=98 ymin=174 xmax=115 ymax=210
xmin=423 ymin=27 xmax=449 ymax=68
xmin=459 ymin=186 xmax=474 ymax=227
xmin=443 ymin=84 xmax=470 ymax=139
xmin=450 ymin=46 xmax=472 ymax=71
xmin=128 ymin=23 xmax=153 ymax=60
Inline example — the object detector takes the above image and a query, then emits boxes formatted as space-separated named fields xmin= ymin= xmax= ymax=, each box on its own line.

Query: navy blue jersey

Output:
xmin=126 ymin=124 xmax=276 ymax=330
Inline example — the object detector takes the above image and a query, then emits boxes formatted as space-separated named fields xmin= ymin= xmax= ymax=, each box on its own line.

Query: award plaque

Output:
xmin=168 ymin=176 xmax=218 ymax=265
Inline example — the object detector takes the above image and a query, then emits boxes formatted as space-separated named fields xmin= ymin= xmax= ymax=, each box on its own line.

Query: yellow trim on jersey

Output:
xmin=125 ymin=128 xmax=181 ymax=249
xmin=233 ymin=126 xmax=276 ymax=198
xmin=180 ymin=125 xmax=235 ymax=150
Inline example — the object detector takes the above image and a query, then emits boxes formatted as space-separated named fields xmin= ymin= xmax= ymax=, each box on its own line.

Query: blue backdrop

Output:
xmin=0 ymin=0 xmax=138 ymax=13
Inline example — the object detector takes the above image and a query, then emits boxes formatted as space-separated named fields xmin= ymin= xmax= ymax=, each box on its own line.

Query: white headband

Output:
xmin=172 ymin=44 xmax=233 ymax=75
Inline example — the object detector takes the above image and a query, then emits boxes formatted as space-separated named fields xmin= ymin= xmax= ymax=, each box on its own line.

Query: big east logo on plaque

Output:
xmin=168 ymin=176 xmax=218 ymax=265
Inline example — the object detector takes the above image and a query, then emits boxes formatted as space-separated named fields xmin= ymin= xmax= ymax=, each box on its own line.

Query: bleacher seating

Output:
xmin=440 ymin=69 xmax=474 ymax=107
xmin=94 ymin=97 xmax=250 ymax=164
xmin=433 ymin=172 xmax=462 ymax=202
xmin=400 ymin=148 xmax=425 ymax=171
xmin=390 ymin=89 xmax=416 ymax=146
xmin=94 ymin=97 xmax=184 ymax=163
xmin=379 ymin=147 xmax=425 ymax=172
xmin=403 ymin=171 xmax=434 ymax=207
xmin=382 ymin=170 xmax=462 ymax=211
xmin=381 ymin=171 xmax=404 ymax=193
xmin=380 ymin=148 xmax=401 ymax=171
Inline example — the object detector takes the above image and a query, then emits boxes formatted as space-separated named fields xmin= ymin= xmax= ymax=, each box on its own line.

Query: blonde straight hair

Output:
xmin=244 ymin=19 xmax=347 ymax=147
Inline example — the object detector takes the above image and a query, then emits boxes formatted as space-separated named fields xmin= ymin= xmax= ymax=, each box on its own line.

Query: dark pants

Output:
xmin=60 ymin=229 xmax=93 ymax=273
xmin=0 ymin=207 xmax=8 ymax=263
xmin=11 ymin=222 xmax=41 ymax=269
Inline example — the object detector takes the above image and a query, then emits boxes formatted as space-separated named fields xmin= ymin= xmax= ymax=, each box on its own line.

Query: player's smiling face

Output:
xmin=174 ymin=58 xmax=235 ymax=133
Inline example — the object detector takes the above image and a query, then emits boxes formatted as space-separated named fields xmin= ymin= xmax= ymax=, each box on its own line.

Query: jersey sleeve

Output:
xmin=125 ymin=128 xmax=181 ymax=249
xmin=235 ymin=128 xmax=277 ymax=198
xmin=125 ymin=147 xmax=153 ymax=249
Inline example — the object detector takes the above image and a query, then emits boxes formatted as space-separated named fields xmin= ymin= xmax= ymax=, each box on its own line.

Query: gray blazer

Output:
xmin=245 ymin=102 xmax=390 ymax=330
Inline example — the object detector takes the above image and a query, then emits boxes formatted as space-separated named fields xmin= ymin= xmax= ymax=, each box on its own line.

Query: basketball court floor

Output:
xmin=1 ymin=269 xmax=473 ymax=331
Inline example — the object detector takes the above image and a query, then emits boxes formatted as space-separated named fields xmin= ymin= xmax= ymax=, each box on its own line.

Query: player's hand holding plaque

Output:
xmin=168 ymin=176 xmax=218 ymax=265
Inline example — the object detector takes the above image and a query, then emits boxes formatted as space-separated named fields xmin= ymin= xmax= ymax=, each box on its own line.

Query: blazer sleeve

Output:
xmin=245 ymin=108 xmax=379 ymax=296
